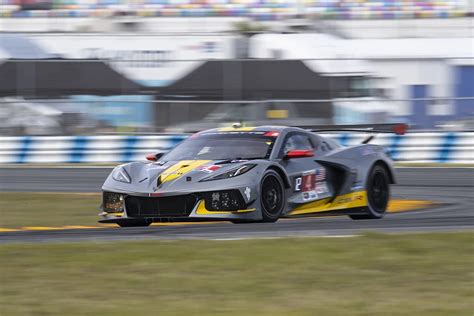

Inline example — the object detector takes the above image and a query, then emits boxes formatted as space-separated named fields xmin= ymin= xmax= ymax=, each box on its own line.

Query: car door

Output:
xmin=279 ymin=132 xmax=332 ymax=205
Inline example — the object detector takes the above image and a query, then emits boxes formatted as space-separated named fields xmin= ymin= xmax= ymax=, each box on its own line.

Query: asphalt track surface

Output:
xmin=0 ymin=167 xmax=473 ymax=242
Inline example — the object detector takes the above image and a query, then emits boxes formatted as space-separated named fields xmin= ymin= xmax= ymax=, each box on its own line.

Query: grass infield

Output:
xmin=0 ymin=192 xmax=101 ymax=228
xmin=0 ymin=233 xmax=473 ymax=315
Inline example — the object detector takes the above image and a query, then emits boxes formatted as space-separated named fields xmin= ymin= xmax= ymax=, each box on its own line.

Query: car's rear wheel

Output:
xmin=117 ymin=219 xmax=152 ymax=227
xmin=349 ymin=164 xmax=390 ymax=220
xmin=260 ymin=170 xmax=285 ymax=223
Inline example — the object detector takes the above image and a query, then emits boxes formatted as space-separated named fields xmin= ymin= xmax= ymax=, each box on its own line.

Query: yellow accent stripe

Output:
xmin=387 ymin=200 xmax=435 ymax=213
xmin=0 ymin=228 xmax=22 ymax=232
xmin=289 ymin=191 xmax=368 ymax=216
xmin=159 ymin=160 xmax=211 ymax=184
xmin=21 ymin=226 xmax=67 ymax=231
xmin=218 ymin=127 xmax=256 ymax=132
xmin=103 ymin=212 xmax=123 ymax=217
xmin=195 ymin=200 xmax=256 ymax=215
xmin=62 ymin=225 xmax=103 ymax=229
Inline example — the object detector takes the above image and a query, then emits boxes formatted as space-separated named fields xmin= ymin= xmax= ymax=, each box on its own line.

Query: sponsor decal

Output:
xmin=316 ymin=181 xmax=329 ymax=194
xmin=337 ymin=197 xmax=353 ymax=204
xmin=198 ymin=165 xmax=221 ymax=173
xmin=337 ymin=193 xmax=364 ymax=205
xmin=303 ymin=191 xmax=318 ymax=201
xmin=244 ymin=187 xmax=251 ymax=201
xmin=351 ymin=180 xmax=364 ymax=192
xmin=316 ymin=167 xmax=326 ymax=182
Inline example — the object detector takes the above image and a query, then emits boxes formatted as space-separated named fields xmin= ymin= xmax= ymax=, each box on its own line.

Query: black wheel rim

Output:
xmin=261 ymin=175 xmax=283 ymax=217
xmin=368 ymin=171 xmax=389 ymax=213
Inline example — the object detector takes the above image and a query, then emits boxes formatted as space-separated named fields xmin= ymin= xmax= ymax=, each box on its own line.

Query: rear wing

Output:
xmin=304 ymin=123 xmax=408 ymax=136
xmin=302 ymin=123 xmax=408 ymax=144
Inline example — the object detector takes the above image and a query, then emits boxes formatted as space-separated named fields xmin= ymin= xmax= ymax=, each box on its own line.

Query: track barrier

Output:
xmin=0 ymin=132 xmax=472 ymax=164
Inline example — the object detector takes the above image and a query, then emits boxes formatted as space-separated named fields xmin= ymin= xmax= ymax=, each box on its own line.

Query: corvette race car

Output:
xmin=99 ymin=124 xmax=406 ymax=227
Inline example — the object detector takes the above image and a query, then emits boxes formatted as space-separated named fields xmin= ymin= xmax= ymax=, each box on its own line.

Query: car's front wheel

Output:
xmin=349 ymin=164 xmax=390 ymax=220
xmin=260 ymin=170 xmax=285 ymax=223
xmin=117 ymin=219 xmax=152 ymax=227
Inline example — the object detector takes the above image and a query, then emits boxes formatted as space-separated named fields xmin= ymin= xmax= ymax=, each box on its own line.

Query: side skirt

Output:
xmin=287 ymin=191 xmax=368 ymax=216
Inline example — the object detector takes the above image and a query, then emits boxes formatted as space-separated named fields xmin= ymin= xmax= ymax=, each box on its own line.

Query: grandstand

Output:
xmin=2 ymin=0 xmax=471 ymax=19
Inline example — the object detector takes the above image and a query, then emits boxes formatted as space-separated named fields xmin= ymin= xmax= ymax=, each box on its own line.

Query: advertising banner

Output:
xmin=29 ymin=34 xmax=236 ymax=86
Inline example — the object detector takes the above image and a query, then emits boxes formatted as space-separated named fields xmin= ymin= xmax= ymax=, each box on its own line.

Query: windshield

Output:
xmin=162 ymin=133 xmax=276 ymax=161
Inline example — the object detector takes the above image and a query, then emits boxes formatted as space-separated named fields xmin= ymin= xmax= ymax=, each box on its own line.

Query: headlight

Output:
xmin=200 ymin=164 xmax=256 ymax=182
xmin=103 ymin=192 xmax=125 ymax=213
xmin=112 ymin=166 xmax=131 ymax=183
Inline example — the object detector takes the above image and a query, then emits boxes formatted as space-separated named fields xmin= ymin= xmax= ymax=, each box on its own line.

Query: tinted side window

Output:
xmin=283 ymin=134 xmax=314 ymax=153
xmin=320 ymin=141 xmax=332 ymax=152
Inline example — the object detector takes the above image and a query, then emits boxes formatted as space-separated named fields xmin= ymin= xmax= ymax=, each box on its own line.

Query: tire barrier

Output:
xmin=0 ymin=132 xmax=472 ymax=164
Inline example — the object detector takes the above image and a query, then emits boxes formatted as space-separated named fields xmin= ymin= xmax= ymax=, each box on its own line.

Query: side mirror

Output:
xmin=284 ymin=149 xmax=314 ymax=159
xmin=146 ymin=152 xmax=164 ymax=162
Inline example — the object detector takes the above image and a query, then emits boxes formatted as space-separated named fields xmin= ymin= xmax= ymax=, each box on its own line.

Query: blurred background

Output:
xmin=0 ymin=0 xmax=473 ymax=136
xmin=0 ymin=6 xmax=473 ymax=314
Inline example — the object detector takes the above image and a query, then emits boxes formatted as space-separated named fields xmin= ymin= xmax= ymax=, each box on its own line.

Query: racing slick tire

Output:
xmin=117 ymin=219 xmax=152 ymax=227
xmin=349 ymin=164 xmax=390 ymax=220
xmin=231 ymin=170 xmax=285 ymax=224
xmin=259 ymin=169 xmax=285 ymax=223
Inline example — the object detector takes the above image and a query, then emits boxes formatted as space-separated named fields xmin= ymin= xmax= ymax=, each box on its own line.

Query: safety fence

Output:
xmin=0 ymin=132 xmax=472 ymax=164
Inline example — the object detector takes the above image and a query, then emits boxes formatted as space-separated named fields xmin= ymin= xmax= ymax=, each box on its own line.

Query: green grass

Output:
xmin=0 ymin=193 xmax=101 ymax=228
xmin=0 ymin=233 xmax=473 ymax=315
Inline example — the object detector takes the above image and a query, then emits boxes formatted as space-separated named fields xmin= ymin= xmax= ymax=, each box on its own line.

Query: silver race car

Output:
xmin=99 ymin=124 xmax=406 ymax=227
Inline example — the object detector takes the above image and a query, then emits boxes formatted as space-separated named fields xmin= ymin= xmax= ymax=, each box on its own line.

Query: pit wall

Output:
xmin=0 ymin=132 xmax=472 ymax=164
